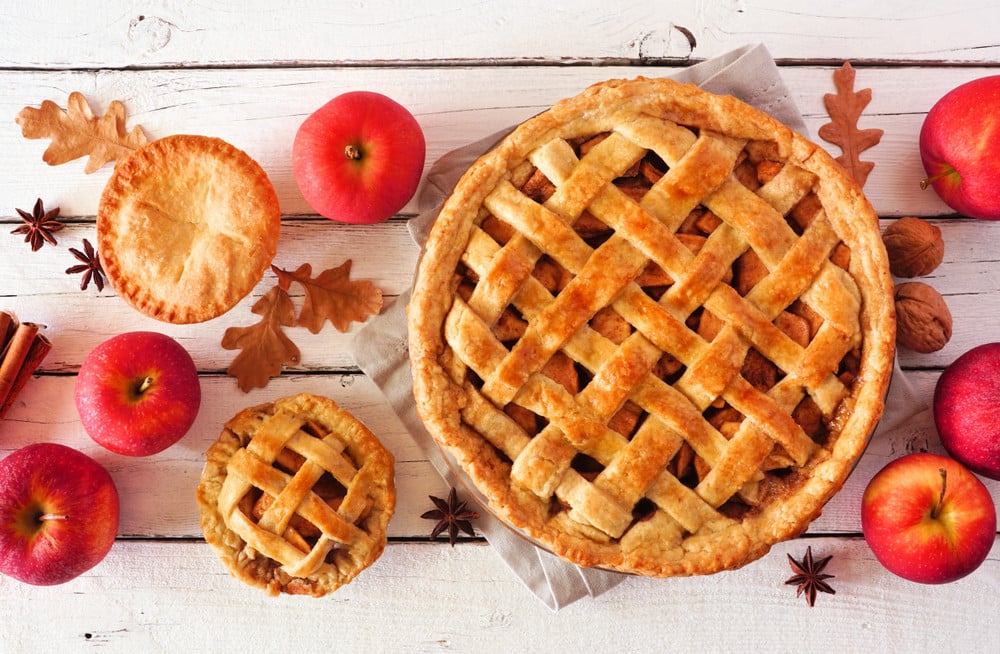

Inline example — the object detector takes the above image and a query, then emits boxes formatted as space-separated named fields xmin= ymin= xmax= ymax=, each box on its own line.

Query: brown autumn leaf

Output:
xmin=818 ymin=62 xmax=884 ymax=188
xmin=272 ymin=261 xmax=384 ymax=334
xmin=15 ymin=91 xmax=149 ymax=174
xmin=221 ymin=286 xmax=301 ymax=392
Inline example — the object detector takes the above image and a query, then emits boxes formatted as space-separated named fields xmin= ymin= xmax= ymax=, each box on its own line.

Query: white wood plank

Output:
xmin=0 ymin=221 xmax=419 ymax=372
xmin=2 ymin=1 xmax=1000 ymax=68
xmin=0 ymin=373 xmax=450 ymax=539
xmin=3 ymin=3 xmax=999 ymax=647
xmin=0 ymin=538 xmax=997 ymax=652
xmin=3 ymin=216 xmax=997 ymax=374
xmin=3 ymin=368 xmax=998 ymax=540
xmin=1 ymin=65 xmax=991 ymax=224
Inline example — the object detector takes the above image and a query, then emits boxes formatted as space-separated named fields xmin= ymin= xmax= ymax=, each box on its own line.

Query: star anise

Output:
xmin=65 ymin=238 xmax=105 ymax=291
xmin=421 ymin=488 xmax=480 ymax=546
xmin=785 ymin=546 xmax=836 ymax=607
xmin=11 ymin=198 xmax=64 ymax=251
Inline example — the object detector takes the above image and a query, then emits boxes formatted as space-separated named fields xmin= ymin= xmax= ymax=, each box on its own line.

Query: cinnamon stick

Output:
xmin=0 ymin=331 xmax=52 ymax=418
xmin=0 ymin=311 xmax=16 ymax=356
xmin=0 ymin=321 xmax=40 ymax=410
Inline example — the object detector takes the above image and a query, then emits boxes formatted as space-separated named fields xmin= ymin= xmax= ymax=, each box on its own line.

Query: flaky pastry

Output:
xmin=98 ymin=134 xmax=280 ymax=324
xmin=197 ymin=393 xmax=395 ymax=596
xmin=408 ymin=77 xmax=895 ymax=576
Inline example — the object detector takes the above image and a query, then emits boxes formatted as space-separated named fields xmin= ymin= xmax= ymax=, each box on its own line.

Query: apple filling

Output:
xmin=234 ymin=420 xmax=373 ymax=565
xmin=454 ymin=132 xmax=862 ymax=534
xmin=198 ymin=393 xmax=395 ymax=596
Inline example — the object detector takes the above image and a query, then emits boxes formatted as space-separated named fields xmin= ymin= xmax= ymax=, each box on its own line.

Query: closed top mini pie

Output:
xmin=408 ymin=77 xmax=895 ymax=577
xmin=97 ymin=134 xmax=281 ymax=324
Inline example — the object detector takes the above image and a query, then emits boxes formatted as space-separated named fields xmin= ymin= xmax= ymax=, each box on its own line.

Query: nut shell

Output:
xmin=882 ymin=217 xmax=944 ymax=278
xmin=894 ymin=281 xmax=952 ymax=353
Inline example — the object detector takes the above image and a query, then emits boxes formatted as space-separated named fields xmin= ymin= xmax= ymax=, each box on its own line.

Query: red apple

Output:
xmin=0 ymin=443 xmax=119 ymax=585
xmin=861 ymin=452 xmax=996 ymax=584
xmin=292 ymin=90 xmax=426 ymax=224
xmin=919 ymin=75 xmax=1000 ymax=220
xmin=75 ymin=331 xmax=201 ymax=457
xmin=934 ymin=342 xmax=1000 ymax=480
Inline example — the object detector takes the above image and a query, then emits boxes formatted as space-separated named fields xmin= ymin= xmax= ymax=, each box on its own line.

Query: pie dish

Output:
xmin=98 ymin=134 xmax=281 ymax=324
xmin=197 ymin=393 xmax=395 ymax=596
xmin=408 ymin=77 xmax=895 ymax=576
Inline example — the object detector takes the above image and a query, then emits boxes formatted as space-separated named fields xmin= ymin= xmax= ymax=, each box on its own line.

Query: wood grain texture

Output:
xmin=1 ymin=368 xmax=997 ymax=540
xmin=0 ymin=538 xmax=997 ymax=651
xmin=3 ymin=2 xmax=1000 ymax=649
xmin=0 ymin=373 xmax=449 ymax=539
xmin=2 ymin=1 xmax=1000 ymax=67
xmin=1 ymin=217 xmax=994 ymax=374
xmin=2 ymin=65 xmax=992 ymax=220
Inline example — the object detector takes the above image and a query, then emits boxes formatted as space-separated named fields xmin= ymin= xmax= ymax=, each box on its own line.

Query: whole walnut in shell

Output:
xmin=895 ymin=282 xmax=952 ymax=353
xmin=882 ymin=217 xmax=944 ymax=278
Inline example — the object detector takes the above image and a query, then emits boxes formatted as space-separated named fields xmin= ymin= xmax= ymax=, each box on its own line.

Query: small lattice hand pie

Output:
xmin=408 ymin=77 xmax=895 ymax=576
xmin=197 ymin=394 xmax=395 ymax=596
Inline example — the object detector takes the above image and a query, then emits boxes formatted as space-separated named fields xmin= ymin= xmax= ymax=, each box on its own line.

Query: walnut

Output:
xmin=895 ymin=282 xmax=952 ymax=353
xmin=882 ymin=217 xmax=944 ymax=278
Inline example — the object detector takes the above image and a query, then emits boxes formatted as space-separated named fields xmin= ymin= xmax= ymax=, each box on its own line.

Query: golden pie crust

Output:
xmin=98 ymin=134 xmax=281 ymax=324
xmin=196 ymin=393 xmax=395 ymax=596
xmin=408 ymin=77 xmax=895 ymax=576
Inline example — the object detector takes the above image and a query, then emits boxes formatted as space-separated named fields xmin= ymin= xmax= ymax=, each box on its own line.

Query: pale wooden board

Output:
xmin=2 ymin=1 xmax=1000 ymax=67
xmin=4 ymin=65 xmax=995 ymax=222
xmin=0 ymin=221 xmax=419 ymax=372
xmin=2 ymin=368 xmax=998 ymax=540
xmin=0 ymin=538 xmax=997 ymax=652
xmin=0 ymin=373 xmax=452 ymax=539
xmin=2 ymin=216 xmax=996 ymax=373
xmin=3 ymin=3 xmax=1000 ymax=648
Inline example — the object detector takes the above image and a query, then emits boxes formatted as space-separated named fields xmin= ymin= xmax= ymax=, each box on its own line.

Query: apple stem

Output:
xmin=931 ymin=467 xmax=948 ymax=520
xmin=39 ymin=513 xmax=68 ymax=522
xmin=920 ymin=166 xmax=957 ymax=190
xmin=138 ymin=376 xmax=154 ymax=394
xmin=344 ymin=144 xmax=362 ymax=161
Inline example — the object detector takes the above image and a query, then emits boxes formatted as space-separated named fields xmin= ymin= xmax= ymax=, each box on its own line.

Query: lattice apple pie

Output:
xmin=197 ymin=394 xmax=395 ymax=596
xmin=408 ymin=77 xmax=895 ymax=576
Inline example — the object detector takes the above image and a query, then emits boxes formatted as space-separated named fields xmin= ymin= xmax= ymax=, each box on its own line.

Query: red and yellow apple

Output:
xmin=292 ymin=90 xmax=426 ymax=224
xmin=934 ymin=342 xmax=1000 ymax=480
xmin=919 ymin=75 xmax=1000 ymax=220
xmin=0 ymin=443 xmax=119 ymax=585
xmin=861 ymin=452 xmax=996 ymax=584
xmin=75 ymin=331 xmax=201 ymax=457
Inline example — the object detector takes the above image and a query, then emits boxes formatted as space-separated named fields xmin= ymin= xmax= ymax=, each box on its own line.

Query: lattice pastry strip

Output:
xmin=459 ymin=224 xmax=744 ymax=475
xmin=409 ymin=77 xmax=895 ymax=577
xmin=448 ymin=291 xmax=740 ymax=538
xmin=455 ymin=244 xmax=735 ymax=473
xmin=476 ymin=144 xmax=841 ymax=508
xmin=197 ymin=394 xmax=395 ymax=596
xmin=219 ymin=414 xmax=367 ymax=575
xmin=474 ymin=132 xmax=745 ymax=407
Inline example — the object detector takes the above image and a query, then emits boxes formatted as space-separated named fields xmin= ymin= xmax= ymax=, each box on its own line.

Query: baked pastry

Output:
xmin=98 ymin=134 xmax=281 ymax=324
xmin=408 ymin=77 xmax=895 ymax=576
xmin=197 ymin=393 xmax=395 ymax=596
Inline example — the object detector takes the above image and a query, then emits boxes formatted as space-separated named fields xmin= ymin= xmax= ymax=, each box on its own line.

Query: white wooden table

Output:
xmin=2 ymin=2 xmax=999 ymax=651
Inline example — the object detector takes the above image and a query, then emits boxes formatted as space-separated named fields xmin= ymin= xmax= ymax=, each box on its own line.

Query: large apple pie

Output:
xmin=408 ymin=77 xmax=895 ymax=576
xmin=197 ymin=394 xmax=395 ymax=596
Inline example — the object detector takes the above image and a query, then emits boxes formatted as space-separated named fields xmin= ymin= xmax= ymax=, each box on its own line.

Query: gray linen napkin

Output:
xmin=351 ymin=44 xmax=825 ymax=610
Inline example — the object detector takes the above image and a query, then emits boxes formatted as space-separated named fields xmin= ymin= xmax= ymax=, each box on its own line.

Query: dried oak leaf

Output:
xmin=818 ymin=62 xmax=884 ymax=188
xmin=15 ymin=91 xmax=149 ymax=174
xmin=272 ymin=261 xmax=383 ymax=334
xmin=221 ymin=286 xmax=302 ymax=392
